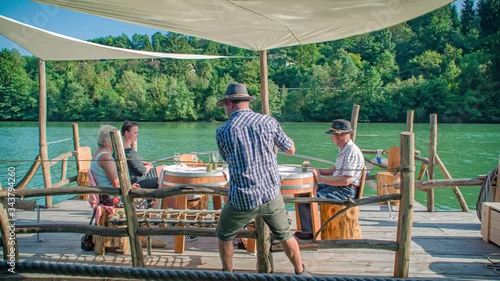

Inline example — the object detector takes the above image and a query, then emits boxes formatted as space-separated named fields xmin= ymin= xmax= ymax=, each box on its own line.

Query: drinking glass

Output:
xmin=173 ymin=152 xmax=181 ymax=168
xmin=212 ymin=151 xmax=219 ymax=163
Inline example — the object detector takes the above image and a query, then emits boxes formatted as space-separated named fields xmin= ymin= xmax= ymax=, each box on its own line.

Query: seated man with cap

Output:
xmin=295 ymin=119 xmax=365 ymax=240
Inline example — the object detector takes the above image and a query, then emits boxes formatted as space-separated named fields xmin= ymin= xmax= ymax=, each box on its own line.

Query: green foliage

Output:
xmin=0 ymin=49 xmax=36 ymax=120
xmin=1 ymin=3 xmax=499 ymax=123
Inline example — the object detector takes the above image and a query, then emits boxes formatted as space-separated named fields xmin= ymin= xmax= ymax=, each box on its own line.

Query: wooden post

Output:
xmin=260 ymin=50 xmax=270 ymax=115
xmin=255 ymin=216 xmax=273 ymax=273
xmin=110 ymin=131 xmax=144 ymax=268
xmin=350 ymin=104 xmax=360 ymax=143
xmin=435 ymin=154 xmax=469 ymax=212
xmin=406 ymin=110 xmax=414 ymax=132
xmin=39 ymin=59 xmax=52 ymax=208
xmin=416 ymin=163 xmax=428 ymax=181
xmin=0 ymin=181 xmax=18 ymax=261
xmin=60 ymin=159 xmax=67 ymax=182
xmin=72 ymin=123 xmax=81 ymax=170
xmin=427 ymin=114 xmax=437 ymax=212
xmin=394 ymin=132 xmax=415 ymax=278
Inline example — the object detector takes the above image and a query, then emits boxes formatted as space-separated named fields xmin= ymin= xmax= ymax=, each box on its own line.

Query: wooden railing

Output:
xmin=0 ymin=131 xmax=417 ymax=278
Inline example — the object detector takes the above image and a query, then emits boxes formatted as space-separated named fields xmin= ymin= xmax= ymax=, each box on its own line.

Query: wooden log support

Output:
xmin=14 ymin=155 xmax=41 ymax=190
xmin=435 ymin=154 xmax=469 ymax=212
xmin=260 ymin=50 xmax=270 ymax=116
xmin=406 ymin=110 xmax=414 ymax=132
xmin=427 ymin=114 xmax=437 ymax=212
xmin=110 ymin=131 xmax=143 ymax=268
xmin=350 ymin=104 xmax=360 ymax=143
xmin=255 ymin=216 xmax=273 ymax=273
xmin=271 ymin=239 xmax=398 ymax=252
xmin=72 ymin=123 xmax=80 ymax=153
xmin=38 ymin=58 xmax=52 ymax=208
xmin=394 ymin=132 xmax=415 ymax=278
xmin=417 ymin=163 xmax=428 ymax=181
xmin=60 ymin=158 xmax=67 ymax=182
xmin=14 ymin=199 xmax=37 ymax=211
xmin=0 ymin=192 xmax=18 ymax=261
xmin=14 ymin=222 xmax=256 ymax=238
xmin=405 ymin=178 xmax=487 ymax=189
xmin=47 ymin=152 xmax=75 ymax=168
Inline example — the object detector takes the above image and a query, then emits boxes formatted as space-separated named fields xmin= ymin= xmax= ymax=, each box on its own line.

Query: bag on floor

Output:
xmin=81 ymin=233 xmax=94 ymax=251
xmin=81 ymin=209 xmax=96 ymax=251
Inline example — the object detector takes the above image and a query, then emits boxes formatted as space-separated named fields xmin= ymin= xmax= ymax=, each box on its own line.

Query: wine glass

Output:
xmin=212 ymin=151 xmax=219 ymax=163
xmin=173 ymin=152 xmax=181 ymax=168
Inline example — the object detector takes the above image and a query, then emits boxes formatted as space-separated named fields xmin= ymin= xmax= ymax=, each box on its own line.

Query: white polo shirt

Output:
xmin=332 ymin=140 xmax=364 ymax=186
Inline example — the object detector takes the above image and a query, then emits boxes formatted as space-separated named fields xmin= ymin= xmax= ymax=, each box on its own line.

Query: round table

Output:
xmin=159 ymin=165 xmax=229 ymax=253
xmin=159 ymin=165 xmax=228 ymax=209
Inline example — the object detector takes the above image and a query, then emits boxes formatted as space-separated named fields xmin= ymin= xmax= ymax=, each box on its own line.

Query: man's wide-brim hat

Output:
xmin=325 ymin=119 xmax=353 ymax=134
xmin=216 ymin=83 xmax=256 ymax=106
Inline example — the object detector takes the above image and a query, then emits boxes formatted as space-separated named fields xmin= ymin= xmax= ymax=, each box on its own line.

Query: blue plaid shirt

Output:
xmin=216 ymin=109 xmax=293 ymax=210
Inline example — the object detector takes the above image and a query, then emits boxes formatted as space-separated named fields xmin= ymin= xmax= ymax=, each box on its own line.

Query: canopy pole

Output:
xmin=259 ymin=50 xmax=270 ymax=115
xmin=406 ymin=110 xmax=414 ymax=132
xmin=350 ymin=104 xmax=360 ymax=143
xmin=427 ymin=114 xmax=437 ymax=212
xmin=39 ymin=59 xmax=52 ymax=208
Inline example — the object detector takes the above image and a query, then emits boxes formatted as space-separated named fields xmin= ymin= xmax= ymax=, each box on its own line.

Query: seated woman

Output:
xmin=90 ymin=124 xmax=153 ymax=209
xmin=90 ymin=125 xmax=124 ymax=207
xmin=121 ymin=121 xmax=164 ymax=189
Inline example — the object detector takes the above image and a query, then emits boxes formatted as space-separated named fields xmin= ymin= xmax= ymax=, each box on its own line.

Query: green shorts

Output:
xmin=216 ymin=195 xmax=293 ymax=242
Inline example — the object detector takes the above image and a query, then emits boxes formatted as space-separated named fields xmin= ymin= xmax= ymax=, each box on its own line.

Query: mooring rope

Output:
xmin=0 ymin=261 xmax=410 ymax=281
xmin=476 ymin=167 xmax=498 ymax=220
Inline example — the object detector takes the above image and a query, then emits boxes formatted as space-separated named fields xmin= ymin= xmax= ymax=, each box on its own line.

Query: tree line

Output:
xmin=0 ymin=1 xmax=499 ymax=123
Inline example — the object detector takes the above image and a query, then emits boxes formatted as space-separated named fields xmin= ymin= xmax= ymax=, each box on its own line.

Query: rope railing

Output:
xmin=0 ymin=261 xmax=410 ymax=281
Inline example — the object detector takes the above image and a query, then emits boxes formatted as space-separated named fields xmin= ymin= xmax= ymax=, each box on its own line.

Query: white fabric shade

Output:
xmin=0 ymin=15 xmax=231 ymax=61
xmin=33 ymin=0 xmax=453 ymax=51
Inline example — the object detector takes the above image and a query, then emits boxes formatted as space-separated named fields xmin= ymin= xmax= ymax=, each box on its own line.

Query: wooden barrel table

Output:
xmin=159 ymin=165 xmax=228 ymax=253
xmin=278 ymin=165 xmax=321 ymax=240
xmin=246 ymin=165 xmax=320 ymax=253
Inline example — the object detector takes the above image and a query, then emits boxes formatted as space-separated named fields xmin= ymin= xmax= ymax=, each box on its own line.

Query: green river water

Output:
xmin=0 ymin=121 xmax=499 ymax=210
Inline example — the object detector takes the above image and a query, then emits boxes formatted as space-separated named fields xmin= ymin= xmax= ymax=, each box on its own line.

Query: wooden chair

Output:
xmin=180 ymin=153 xmax=199 ymax=167
xmin=319 ymin=166 xmax=367 ymax=239
xmin=76 ymin=146 xmax=92 ymax=200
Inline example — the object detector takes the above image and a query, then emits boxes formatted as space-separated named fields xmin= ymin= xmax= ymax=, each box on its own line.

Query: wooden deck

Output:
xmin=4 ymin=197 xmax=500 ymax=280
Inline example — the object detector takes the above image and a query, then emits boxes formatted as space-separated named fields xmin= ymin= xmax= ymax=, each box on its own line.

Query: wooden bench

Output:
xmin=319 ymin=167 xmax=367 ymax=239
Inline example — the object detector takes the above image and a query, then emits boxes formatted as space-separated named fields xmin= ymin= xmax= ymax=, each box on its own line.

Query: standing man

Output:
xmin=295 ymin=119 xmax=364 ymax=240
xmin=215 ymin=83 xmax=311 ymax=276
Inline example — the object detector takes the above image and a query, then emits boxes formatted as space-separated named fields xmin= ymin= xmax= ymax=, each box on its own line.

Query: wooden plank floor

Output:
xmin=4 ymin=197 xmax=500 ymax=280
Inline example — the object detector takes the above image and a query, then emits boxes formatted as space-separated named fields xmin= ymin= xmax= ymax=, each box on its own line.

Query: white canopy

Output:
xmin=33 ymin=0 xmax=453 ymax=51
xmin=0 ymin=15 xmax=230 ymax=61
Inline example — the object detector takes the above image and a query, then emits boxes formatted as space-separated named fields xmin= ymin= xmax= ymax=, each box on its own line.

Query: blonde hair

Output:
xmin=97 ymin=125 xmax=118 ymax=148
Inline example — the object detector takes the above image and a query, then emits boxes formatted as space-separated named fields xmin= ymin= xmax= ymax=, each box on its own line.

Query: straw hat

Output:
xmin=216 ymin=83 xmax=256 ymax=106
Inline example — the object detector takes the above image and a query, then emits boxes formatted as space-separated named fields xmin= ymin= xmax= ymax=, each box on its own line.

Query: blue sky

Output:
xmin=0 ymin=0 xmax=165 ymax=55
xmin=1 ymin=0 xmax=467 ymax=56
